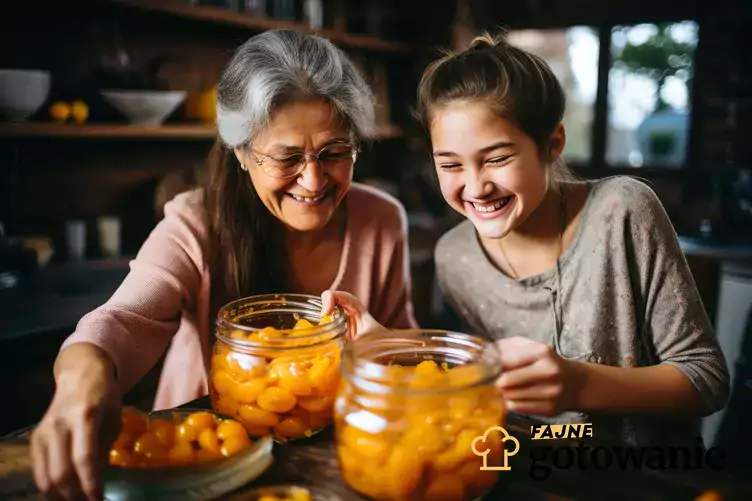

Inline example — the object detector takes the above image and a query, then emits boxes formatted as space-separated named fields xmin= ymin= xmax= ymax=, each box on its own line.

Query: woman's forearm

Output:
xmin=54 ymin=343 xmax=118 ymax=388
xmin=570 ymin=361 xmax=706 ymax=416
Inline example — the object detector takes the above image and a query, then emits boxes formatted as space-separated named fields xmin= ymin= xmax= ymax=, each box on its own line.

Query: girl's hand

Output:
xmin=495 ymin=336 xmax=584 ymax=416
xmin=321 ymin=290 xmax=385 ymax=340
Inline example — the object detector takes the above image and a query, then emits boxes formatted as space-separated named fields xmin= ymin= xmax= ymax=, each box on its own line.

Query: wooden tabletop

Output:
xmin=2 ymin=397 xmax=751 ymax=501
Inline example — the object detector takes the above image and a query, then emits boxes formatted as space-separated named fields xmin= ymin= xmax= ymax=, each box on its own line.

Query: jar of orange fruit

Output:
xmin=334 ymin=329 xmax=506 ymax=501
xmin=210 ymin=294 xmax=347 ymax=442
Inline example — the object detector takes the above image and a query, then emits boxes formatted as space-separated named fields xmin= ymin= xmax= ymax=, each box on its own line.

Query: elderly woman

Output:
xmin=31 ymin=29 xmax=417 ymax=500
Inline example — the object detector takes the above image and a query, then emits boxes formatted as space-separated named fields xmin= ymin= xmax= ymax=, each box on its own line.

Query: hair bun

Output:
xmin=468 ymin=29 xmax=509 ymax=50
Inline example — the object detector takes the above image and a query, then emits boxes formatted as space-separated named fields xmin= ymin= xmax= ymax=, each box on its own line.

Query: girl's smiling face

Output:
xmin=430 ymin=100 xmax=564 ymax=239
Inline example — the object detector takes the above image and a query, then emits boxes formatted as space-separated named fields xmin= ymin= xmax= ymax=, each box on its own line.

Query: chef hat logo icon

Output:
xmin=471 ymin=426 xmax=520 ymax=471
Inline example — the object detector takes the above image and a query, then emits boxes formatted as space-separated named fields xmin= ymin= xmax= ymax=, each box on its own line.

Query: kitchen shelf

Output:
xmin=0 ymin=122 xmax=404 ymax=140
xmin=0 ymin=123 xmax=218 ymax=140
xmin=112 ymin=0 xmax=415 ymax=54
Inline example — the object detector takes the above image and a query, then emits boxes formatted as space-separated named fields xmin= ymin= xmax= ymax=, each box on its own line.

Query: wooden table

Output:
xmin=2 ymin=396 xmax=751 ymax=501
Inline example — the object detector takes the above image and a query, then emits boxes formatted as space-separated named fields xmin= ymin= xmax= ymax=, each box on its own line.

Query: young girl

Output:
xmin=325 ymin=31 xmax=729 ymax=448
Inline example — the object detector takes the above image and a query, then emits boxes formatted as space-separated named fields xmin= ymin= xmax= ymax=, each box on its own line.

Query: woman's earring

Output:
xmin=240 ymin=163 xmax=247 ymax=171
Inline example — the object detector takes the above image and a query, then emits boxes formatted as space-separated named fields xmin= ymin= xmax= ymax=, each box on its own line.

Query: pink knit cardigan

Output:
xmin=61 ymin=183 xmax=418 ymax=409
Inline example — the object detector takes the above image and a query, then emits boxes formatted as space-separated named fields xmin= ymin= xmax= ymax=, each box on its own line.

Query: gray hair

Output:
xmin=216 ymin=29 xmax=377 ymax=148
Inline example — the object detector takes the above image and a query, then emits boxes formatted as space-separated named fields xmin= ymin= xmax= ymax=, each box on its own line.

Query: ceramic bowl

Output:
xmin=0 ymin=69 xmax=51 ymax=121
xmin=100 ymin=90 xmax=187 ymax=125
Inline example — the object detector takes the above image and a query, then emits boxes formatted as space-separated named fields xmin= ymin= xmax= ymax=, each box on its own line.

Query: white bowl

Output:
xmin=0 ymin=69 xmax=51 ymax=121
xmin=101 ymin=90 xmax=187 ymax=125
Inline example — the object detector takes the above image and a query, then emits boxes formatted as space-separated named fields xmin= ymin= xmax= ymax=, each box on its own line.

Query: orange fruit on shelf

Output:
xmin=49 ymin=101 xmax=71 ymax=122
xmin=70 ymin=100 xmax=89 ymax=124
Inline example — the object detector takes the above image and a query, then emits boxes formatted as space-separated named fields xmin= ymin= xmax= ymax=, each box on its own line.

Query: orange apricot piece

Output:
xmin=109 ymin=447 xmax=131 ymax=467
xmin=385 ymin=444 xmax=424 ymax=497
xmin=216 ymin=396 xmax=240 ymax=417
xmin=168 ymin=441 xmax=196 ymax=465
xmin=454 ymin=428 xmax=482 ymax=459
xmin=341 ymin=467 xmax=381 ymax=499
xmin=233 ymin=353 xmax=268 ymax=377
xmin=306 ymin=357 xmax=333 ymax=388
xmin=415 ymin=360 xmax=441 ymax=375
xmin=232 ymin=378 xmax=269 ymax=404
xmin=112 ymin=431 xmax=135 ymax=450
xmin=185 ymin=411 xmax=217 ymax=430
xmin=293 ymin=318 xmax=315 ymax=330
xmin=447 ymin=364 xmax=484 ymax=386
xmin=212 ymin=370 xmax=235 ymax=397
xmin=290 ymin=487 xmax=313 ymax=501
xmin=238 ymin=404 xmax=281 ymax=428
xmin=268 ymin=356 xmax=297 ymax=367
xmin=297 ymin=395 xmax=333 ymax=413
xmin=149 ymin=419 xmax=175 ymax=449
xmin=336 ymin=444 xmax=362 ymax=474
xmin=121 ymin=407 xmax=148 ymax=436
xmin=258 ymin=326 xmax=283 ymax=340
xmin=216 ymin=419 xmax=248 ymax=441
xmin=257 ymin=387 xmax=297 ymax=414
xmin=133 ymin=432 xmax=165 ymax=458
xmin=434 ymin=449 xmax=464 ymax=472
xmin=176 ymin=422 xmax=198 ymax=443
xmin=230 ymin=330 xmax=248 ymax=340
xmin=307 ymin=411 xmax=332 ymax=430
xmin=315 ymin=371 xmax=341 ymax=397
xmin=224 ymin=358 xmax=253 ymax=382
xmin=221 ymin=434 xmax=251 ymax=457
xmin=198 ymin=428 xmax=221 ymax=454
xmin=399 ymin=423 xmax=444 ymax=455
xmin=278 ymin=365 xmax=313 ymax=396
xmin=341 ymin=426 xmax=390 ymax=465
xmin=275 ymin=417 xmax=308 ymax=438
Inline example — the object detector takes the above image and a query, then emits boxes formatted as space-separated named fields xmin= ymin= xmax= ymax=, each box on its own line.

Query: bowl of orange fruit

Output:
xmin=103 ymin=407 xmax=273 ymax=501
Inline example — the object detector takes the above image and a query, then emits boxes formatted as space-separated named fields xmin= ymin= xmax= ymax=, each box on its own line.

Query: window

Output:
xmin=507 ymin=27 xmax=600 ymax=164
xmin=606 ymin=21 xmax=699 ymax=167
xmin=507 ymin=20 xmax=699 ymax=170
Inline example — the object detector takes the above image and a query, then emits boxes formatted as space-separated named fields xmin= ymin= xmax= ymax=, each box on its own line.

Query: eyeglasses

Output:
xmin=249 ymin=141 xmax=359 ymax=179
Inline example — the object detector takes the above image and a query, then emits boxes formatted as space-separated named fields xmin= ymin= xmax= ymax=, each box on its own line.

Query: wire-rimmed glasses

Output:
xmin=249 ymin=141 xmax=359 ymax=179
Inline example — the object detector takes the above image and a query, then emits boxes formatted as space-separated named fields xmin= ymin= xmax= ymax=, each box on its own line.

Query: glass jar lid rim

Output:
xmin=341 ymin=328 xmax=502 ymax=393
xmin=215 ymin=293 xmax=347 ymax=348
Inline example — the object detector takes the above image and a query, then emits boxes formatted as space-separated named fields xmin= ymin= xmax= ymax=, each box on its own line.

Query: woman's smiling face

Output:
xmin=234 ymin=99 xmax=355 ymax=232
xmin=430 ymin=100 xmax=563 ymax=239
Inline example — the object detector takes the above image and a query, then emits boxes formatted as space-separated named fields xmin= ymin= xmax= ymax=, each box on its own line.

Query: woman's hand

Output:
xmin=495 ymin=336 xmax=584 ymax=417
xmin=321 ymin=290 xmax=385 ymax=340
xmin=30 ymin=344 xmax=123 ymax=501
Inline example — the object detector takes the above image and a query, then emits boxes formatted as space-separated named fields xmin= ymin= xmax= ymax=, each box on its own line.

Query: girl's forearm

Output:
xmin=570 ymin=361 xmax=706 ymax=416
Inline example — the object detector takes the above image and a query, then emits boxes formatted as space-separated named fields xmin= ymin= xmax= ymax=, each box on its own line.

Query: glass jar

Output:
xmin=210 ymin=293 xmax=347 ymax=442
xmin=334 ymin=329 xmax=505 ymax=501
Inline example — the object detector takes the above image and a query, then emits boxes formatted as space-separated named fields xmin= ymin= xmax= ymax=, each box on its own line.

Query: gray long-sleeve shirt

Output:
xmin=435 ymin=176 xmax=730 ymax=447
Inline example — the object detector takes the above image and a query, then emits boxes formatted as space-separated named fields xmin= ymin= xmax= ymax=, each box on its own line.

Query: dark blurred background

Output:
xmin=0 ymin=0 xmax=750 ymax=473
